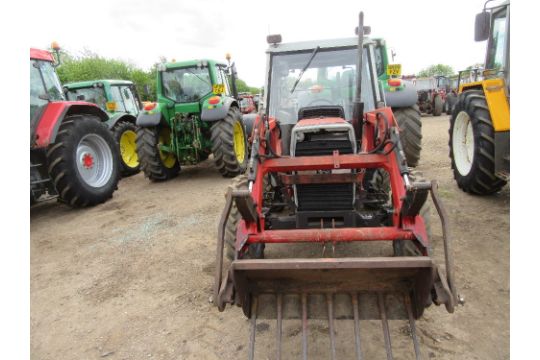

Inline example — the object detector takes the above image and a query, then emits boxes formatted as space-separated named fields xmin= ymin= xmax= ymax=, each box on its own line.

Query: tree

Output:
xmin=55 ymin=50 xmax=156 ymax=101
xmin=417 ymin=64 xmax=454 ymax=77
xmin=235 ymin=78 xmax=261 ymax=94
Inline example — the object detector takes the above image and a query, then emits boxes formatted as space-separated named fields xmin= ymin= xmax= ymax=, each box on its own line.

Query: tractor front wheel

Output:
xmin=114 ymin=120 xmax=140 ymax=177
xmin=449 ymin=90 xmax=506 ymax=194
xmin=211 ymin=107 xmax=248 ymax=178
xmin=46 ymin=114 xmax=120 ymax=207
xmin=432 ymin=95 xmax=443 ymax=116
xmin=136 ymin=126 xmax=180 ymax=181
xmin=393 ymin=106 xmax=422 ymax=167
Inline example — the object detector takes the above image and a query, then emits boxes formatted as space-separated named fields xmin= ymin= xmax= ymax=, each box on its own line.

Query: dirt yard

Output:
xmin=30 ymin=115 xmax=509 ymax=360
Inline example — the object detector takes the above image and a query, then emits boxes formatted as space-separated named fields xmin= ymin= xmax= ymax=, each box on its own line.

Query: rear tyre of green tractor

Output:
xmin=449 ymin=90 xmax=506 ymax=195
xmin=47 ymin=114 xmax=120 ymax=207
xmin=211 ymin=107 xmax=248 ymax=178
xmin=114 ymin=120 xmax=140 ymax=177
xmin=136 ymin=126 xmax=180 ymax=181
xmin=432 ymin=95 xmax=443 ymax=116
xmin=393 ymin=105 xmax=422 ymax=167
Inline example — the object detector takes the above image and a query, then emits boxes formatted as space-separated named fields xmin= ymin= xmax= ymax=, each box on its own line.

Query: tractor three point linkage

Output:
xmin=213 ymin=12 xmax=462 ymax=359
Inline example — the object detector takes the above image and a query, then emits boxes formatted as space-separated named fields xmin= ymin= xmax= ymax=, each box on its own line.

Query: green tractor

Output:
xmin=64 ymin=80 xmax=142 ymax=176
xmin=373 ymin=38 xmax=423 ymax=167
xmin=135 ymin=57 xmax=247 ymax=181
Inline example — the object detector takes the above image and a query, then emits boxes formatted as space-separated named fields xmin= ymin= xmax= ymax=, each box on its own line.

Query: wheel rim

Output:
xmin=452 ymin=111 xmax=475 ymax=176
xmin=119 ymin=129 xmax=139 ymax=168
xmin=232 ymin=120 xmax=246 ymax=164
xmin=76 ymin=134 xmax=114 ymax=188
xmin=158 ymin=128 xmax=177 ymax=169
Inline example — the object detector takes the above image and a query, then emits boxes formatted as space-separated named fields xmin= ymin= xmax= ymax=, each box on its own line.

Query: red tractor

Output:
xmin=30 ymin=45 xmax=120 ymax=207
xmin=214 ymin=13 xmax=461 ymax=358
xmin=414 ymin=76 xmax=445 ymax=116
xmin=239 ymin=93 xmax=257 ymax=114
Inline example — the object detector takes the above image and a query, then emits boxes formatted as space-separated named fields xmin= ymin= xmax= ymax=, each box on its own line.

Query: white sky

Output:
xmin=29 ymin=0 xmax=490 ymax=87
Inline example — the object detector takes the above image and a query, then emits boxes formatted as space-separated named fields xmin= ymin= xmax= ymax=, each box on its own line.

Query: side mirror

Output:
xmin=266 ymin=34 xmax=282 ymax=45
xmin=76 ymin=94 xmax=85 ymax=101
xmin=143 ymin=85 xmax=150 ymax=96
xmin=474 ymin=11 xmax=491 ymax=41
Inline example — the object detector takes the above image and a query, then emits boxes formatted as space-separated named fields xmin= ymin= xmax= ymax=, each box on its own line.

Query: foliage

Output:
xmin=417 ymin=64 xmax=454 ymax=77
xmin=55 ymin=48 xmax=260 ymax=101
xmin=235 ymin=78 xmax=261 ymax=94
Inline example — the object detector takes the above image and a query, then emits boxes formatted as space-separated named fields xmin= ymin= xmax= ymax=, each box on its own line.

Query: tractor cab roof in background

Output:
xmin=64 ymin=79 xmax=134 ymax=89
xmin=266 ymin=37 xmax=374 ymax=54
xmin=162 ymin=59 xmax=227 ymax=70
xmin=30 ymin=48 xmax=54 ymax=62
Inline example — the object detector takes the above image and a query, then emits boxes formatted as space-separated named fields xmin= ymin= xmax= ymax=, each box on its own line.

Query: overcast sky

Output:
xmin=30 ymin=0 xmax=491 ymax=87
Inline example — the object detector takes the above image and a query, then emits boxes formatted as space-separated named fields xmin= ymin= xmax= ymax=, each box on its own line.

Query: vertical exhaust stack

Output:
xmin=353 ymin=12 xmax=368 ymax=138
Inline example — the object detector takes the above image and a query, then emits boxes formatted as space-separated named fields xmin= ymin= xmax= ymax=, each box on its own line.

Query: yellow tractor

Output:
xmin=449 ymin=0 xmax=509 ymax=194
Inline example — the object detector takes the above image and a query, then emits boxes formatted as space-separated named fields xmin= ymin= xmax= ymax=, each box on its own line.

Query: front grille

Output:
xmin=298 ymin=105 xmax=345 ymax=120
xmin=294 ymin=135 xmax=354 ymax=211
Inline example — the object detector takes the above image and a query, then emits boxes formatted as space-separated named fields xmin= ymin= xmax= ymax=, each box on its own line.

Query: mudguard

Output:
xmin=33 ymin=101 xmax=108 ymax=148
xmin=384 ymin=80 xmax=418 ymax=108
xmin=201 ymin=96 xmax=238 ymax=121
xmin=136 ymin=102 xmax=166 ymax=127
xmin=106 ymin=113 xmax=137 ymax=129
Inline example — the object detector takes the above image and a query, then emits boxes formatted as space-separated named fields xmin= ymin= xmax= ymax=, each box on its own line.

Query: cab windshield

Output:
xmin=161 ymin=67 xmax=212 ymax=103
xmin=30 ymin=59 xmax=64 ymax=120
xmin=267 ymin=47 xmax=375 ymax=124
xmin=66 ymin=87 xmax=107 ymax=109
xmin=486 ymin=7 xmax=508 ymax=72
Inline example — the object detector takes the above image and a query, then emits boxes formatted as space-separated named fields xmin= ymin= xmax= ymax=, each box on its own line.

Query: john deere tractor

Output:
xmin=374 ymin=38 xmax=423 ymax=167
xmin=136 ymin=57 xmax=247 ymax=181
xmin=64 ymin=80 xmax=143 ymax=176
xmin=449 ymin=0 xmax=509 ymax=194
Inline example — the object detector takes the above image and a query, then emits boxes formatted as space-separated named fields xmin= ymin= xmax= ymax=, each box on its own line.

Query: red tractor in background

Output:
xmin=30 ymin=45 xmax=120 ymax=207
xmin=413 ymin=76 xmax=445 ymax=116
xmin=238 ymin=93 xmax=257 ymax=114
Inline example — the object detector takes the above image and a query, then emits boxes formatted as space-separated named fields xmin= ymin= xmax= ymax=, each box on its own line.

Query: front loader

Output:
xmin=213 ymin=12 xmax=461 ymax=359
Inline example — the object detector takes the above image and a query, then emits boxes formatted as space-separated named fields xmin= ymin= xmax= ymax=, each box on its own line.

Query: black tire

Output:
xmin=211 ymin=107 xmax=248 ymax=178
xmin=224 ymin=174 xmax=264 ymax=260
xmin=446 ymin=93 xmax=457 ymax=115
xmin=113 ymin=120 xmax=140 ymax=177
xmin=136 ymin=126 xmax=180 ymax=181
xmin=393 ymin=106 xmax=422 ymax=167
xmin=393 ymin=170 xmax=432 ymax=256
xmin=449 ymin=90 xmax=506 ymax=194
xmin=432 ymin=95 xmax=443 ymax=116
xmin=46 ymin=114 xmax=120 ymax=207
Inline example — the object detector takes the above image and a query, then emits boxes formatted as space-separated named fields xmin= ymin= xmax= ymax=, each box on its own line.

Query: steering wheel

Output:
xmin=306 ymin=98 xmax=334 ymax=107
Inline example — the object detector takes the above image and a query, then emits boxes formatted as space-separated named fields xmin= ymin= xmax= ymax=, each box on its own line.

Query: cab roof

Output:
xmin=266 ymin=37 xmax=374 ymax=54
xmin=30 ymin=48 xmax=54 ymax=62
xmin=64 ymin=79 xmax=134 ymax=89
xmin=162 ymin=59 xmax=227 ymax=69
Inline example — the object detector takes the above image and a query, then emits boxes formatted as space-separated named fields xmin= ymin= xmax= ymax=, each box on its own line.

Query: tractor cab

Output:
xmin=64 ymin=80 xmax=142 ymax=117
xmin=264 ymin=37 xmax=382 ymax=154
xmin=30 ymin=49 xmax=65 ymax=134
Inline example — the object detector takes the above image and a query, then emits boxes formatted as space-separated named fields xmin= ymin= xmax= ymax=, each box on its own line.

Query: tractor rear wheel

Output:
xmin=114 ymin=120 xmax=140 ymax=177
xmin=393 ymin=106 xmax=422 ymax=167
xmin=211 ymin=107 xmax=248 ymax=178
xmin=46 ymin=114 xmax=120 ymax=207
xmin=136 ymin=126 xmax=180 ymax=181
xmin=449 ymin=90 xmax=506 ymax=194
xmin=224 ymin=174 xmax=264 ymax=260
xmin=432 ymin=95 xmax=443 ymax=116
